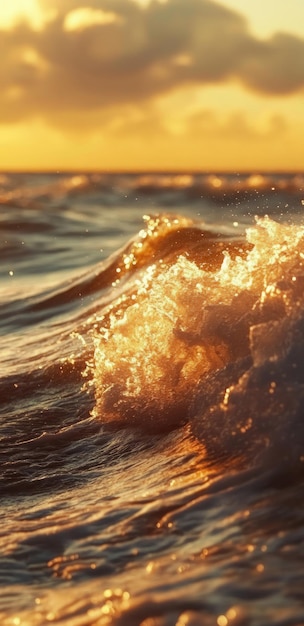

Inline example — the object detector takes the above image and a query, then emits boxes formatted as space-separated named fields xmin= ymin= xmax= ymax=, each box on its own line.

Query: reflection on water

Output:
xmin=0 ymin=173 xmax=304 ymax=625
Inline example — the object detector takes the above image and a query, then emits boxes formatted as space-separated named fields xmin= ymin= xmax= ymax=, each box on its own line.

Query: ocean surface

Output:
xmin=1 ymin=171 xmax=304 ymax=626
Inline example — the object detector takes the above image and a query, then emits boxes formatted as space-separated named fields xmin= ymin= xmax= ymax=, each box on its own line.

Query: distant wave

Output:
xmin=1 ymin=171 xmax=303 ymax=209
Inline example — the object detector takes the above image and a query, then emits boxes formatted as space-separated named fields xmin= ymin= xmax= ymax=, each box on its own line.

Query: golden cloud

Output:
xmin=0 ymin=0 xmax=303 ymax=129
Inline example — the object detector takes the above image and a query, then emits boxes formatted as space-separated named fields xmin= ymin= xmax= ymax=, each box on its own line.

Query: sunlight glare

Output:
xmin=0 ymin=0 xmax=54 ymax=30
xmin=64 ymin=8 xmax=121 ymax=32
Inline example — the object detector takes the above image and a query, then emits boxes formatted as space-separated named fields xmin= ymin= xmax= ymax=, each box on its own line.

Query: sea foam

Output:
xmin=88 ymin=215 xmax=304 ymax=467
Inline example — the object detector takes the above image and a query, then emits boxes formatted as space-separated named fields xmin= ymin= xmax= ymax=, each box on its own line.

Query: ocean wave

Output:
xmin=1 ymin=171 xmax=303 ymax=211
xmin=84 ymin=214 xmax=304 ymax=473
xmin=2 ymin=168 xmax=304 ymax=626
xmin=2 ymin=210 xmax=304 ymax=474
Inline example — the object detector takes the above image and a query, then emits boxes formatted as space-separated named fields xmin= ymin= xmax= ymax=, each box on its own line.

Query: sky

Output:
xmin=0 ymin=0 xmax=303 ymax=171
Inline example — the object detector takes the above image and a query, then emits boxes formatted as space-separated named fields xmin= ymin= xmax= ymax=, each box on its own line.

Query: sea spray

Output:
xmin=87 ymin=215 xmax=304 ymax=454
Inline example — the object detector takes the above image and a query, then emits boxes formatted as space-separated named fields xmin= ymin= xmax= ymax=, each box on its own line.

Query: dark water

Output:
xmin=1 ymin=172 xmax=304 ymax=626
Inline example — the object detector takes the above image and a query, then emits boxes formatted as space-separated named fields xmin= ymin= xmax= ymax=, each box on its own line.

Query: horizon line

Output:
xmin=1 ymin=168 xmax=303 ymax=175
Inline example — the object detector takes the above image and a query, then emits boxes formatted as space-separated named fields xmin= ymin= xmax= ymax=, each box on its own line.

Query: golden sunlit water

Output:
xmin=1 ymin=172 xmax=304 ymax=626
xmin=89 ymin=215 xmax=304 ymax=433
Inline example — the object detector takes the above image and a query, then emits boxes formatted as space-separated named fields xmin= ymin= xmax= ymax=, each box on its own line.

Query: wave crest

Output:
xmin=87 ymin=214 xmax=304 ymax=466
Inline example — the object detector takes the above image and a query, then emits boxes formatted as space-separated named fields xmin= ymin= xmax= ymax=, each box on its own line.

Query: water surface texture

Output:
xmin=1 ymin=172 xmax=304 ymax=626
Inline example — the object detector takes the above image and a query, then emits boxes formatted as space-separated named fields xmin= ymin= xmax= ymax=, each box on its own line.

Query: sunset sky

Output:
xmin=1 ymin=0 xmax=304 ymax=171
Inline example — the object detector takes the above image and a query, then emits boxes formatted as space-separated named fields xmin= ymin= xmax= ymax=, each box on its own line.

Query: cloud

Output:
xmin=240 ymin=33 xmax=304 ymax=94
xmin=186 ymin=110 xmax=288 ymax=140
xmin=106 ymin=106 xmax=288 ymax=143
xmin=0 ymin=0 xmax=303 ymax=129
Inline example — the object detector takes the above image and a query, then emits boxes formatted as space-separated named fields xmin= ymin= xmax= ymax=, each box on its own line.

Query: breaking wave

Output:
xmin=82 ymin=214 xmax=304 ymax=471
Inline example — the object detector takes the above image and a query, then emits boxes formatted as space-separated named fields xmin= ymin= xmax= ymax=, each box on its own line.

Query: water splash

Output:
xmin=88 ymin=215 xmax=304 ymax=466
